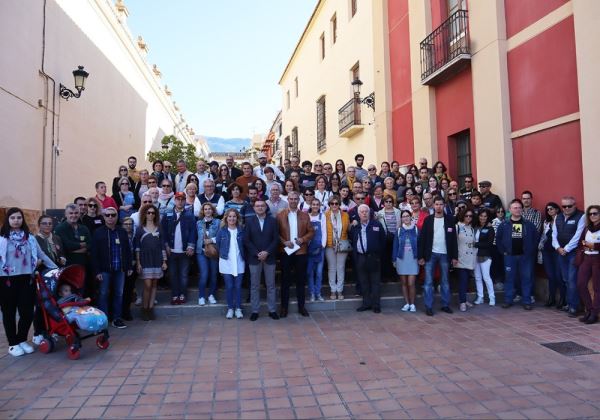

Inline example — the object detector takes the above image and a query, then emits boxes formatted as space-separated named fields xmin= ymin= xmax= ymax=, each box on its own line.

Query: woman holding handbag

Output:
xmin=196 ymin=202 xmax=220 ymax=306
xmin=325 ymin=196 xmax=350 ymax=300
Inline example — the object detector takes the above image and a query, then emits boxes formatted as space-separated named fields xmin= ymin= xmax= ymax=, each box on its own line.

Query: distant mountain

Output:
xmin=204 ymin=136 xmax=251 ymax=152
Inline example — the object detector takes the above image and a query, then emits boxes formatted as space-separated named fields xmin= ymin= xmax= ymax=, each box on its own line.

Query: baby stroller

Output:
xmin=35 ymin=265 xmax=110 ymax=360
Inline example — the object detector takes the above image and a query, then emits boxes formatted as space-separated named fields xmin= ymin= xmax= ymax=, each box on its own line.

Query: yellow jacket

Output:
xmin=325 ymin=210 xmax=350 ymax=248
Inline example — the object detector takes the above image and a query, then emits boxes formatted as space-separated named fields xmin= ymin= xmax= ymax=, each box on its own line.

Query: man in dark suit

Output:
xmin=350 ymin=204 xmax=387 ymax=313
xmin=417 ymin=195 xmax=458 ymax=316
xmin=244 ymin=199 xmax=280 ymax=321
xmin=162 ymin=161 xmax=176 ymax=185
xmin=226 ymin=155 xmax=243 ymax=180
xmin=276 ymin=191 xmax=314 ymax=318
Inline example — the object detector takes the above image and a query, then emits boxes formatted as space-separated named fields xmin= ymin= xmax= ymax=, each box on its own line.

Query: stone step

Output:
xmin=133 ymin=290 xmax=505 ymax=317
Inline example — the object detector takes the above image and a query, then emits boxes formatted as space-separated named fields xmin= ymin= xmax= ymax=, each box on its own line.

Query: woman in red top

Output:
xmin=410 ymin=196 xmax=428 ymax=231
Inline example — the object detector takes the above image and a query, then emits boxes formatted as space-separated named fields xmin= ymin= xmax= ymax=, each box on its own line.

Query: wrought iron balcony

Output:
xmin=420 ymin=10 xmax=470 ymax=85
xmin=338 ymin=97 xmax=364 ymax=137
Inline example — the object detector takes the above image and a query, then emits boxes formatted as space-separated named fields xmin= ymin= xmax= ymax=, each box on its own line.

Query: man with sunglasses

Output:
xmin=91 ymin=207 xmax=133 ymax=329
xmin=157 ymin=180 xmax=176 ymax=217
xmin=552 ymin=196 xmax=586 ymax=317
xmin=459 ymin=175 xmax=476 ymax=201
xmin=479 ymin=180 xmax=503 ymax=212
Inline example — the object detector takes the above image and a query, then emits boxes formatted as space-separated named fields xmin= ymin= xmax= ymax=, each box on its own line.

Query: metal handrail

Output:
xmin=420 ymin=10 xmax=470 ymax=81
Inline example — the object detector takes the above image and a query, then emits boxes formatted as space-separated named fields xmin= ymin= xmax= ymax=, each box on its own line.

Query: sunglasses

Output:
xmin=105 ymin=213 xmax=117 ymax=218
xmin=464 ymin=214 xmax=473 ymax=218
xmin=329 ymin=202 xmax=339 ymax=206
xmin=142 ymin=201 xmax=152 ymax=204
xmin=88 ymin=204 xmax=97 ymax=208
xmin=162 ymin=184 xmax=171 ymax=188
xmin=120 ymin=169 xmax=128 ymax=172
xmin=355 ymin=197 xmax=365 ymax=201
xmin=589 ymin=212 xmax=599 ymax=217
xmin=146 ymin=211 xmax=156 ymax=215
xmin=562 ymin=204 xmax=574 ymax=209
xmin=314 ymin=164 xmax=323 ymax=167
xmin=546 ymin=207 xmax=557 ymax=211
xmin=368 ymin=168 xmax=376 ymax=171
xmin=304 ymin=193 xmax=314 ymax=196
xmin=384 ymin=200 xmax=393 ymax=204
xmin=448 ymin=192 xmax=457 ymax=196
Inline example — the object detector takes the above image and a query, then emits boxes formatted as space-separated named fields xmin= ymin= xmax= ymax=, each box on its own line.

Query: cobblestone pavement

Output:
xmin=0 ymin=305 xmax=599 ymax=419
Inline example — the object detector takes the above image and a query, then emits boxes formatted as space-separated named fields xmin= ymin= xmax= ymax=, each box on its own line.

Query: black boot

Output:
xmin=579 ymin=311 xmax=591 ymax=323
xmin=545 ymin=298 xmax=556 ymax=307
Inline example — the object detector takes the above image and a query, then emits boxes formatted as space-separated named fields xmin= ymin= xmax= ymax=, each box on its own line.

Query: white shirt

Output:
xmin=314 ymin=190 xmax=331 ymax=210
xmin=288 ymin=210 xmax=299 ymax=242
xmin=202 ymin=193 xmax=225 ymax=216
xmin=219 ymin=228 xmax=245 ymax=276
xmin=195 ymin=172 xmax=213 ymax=194
xmin=175 ymin=170 xmax=192 ymax=192
xmin=584 ymin=230 xmax=599 ymax=255
xmin=254 ymin=164 xmax=285 ymax=181
xmin=172 ymin=211 xmax=184 ymax=253
xmin=432 ymin=216 xmax=447 ymax=254
xmin=257 ymin=215 xmax=266 ymax=231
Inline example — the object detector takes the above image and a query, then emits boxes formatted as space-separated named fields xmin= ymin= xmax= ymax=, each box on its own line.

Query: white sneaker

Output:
xmin=135 ymin=297 xmax=142 ymax=306
xmin=317 ymin=295 xmax=325 ymax=301
xmin=8 ymin=345 xmax=24 ymax=357
xmin=473 ymin=297 xmax=484 ymax=305
xmin=409 ymin=304 xmax=416 ymax=312
xmin=530 ymin=296 xmax=536 ymax=304
xmin=208 ymin=295 xmax=217 ymax=304
xmin=19 ymin=341 xmax=35 ymax=354
xmin=226 ymin=309 xmax=234 ymax=319
xmin=309 ymin=294 xmax=315 ymax=302
xmin=401 ymin=303 xmax=410 ymax=312
xmin=235 ymin=308 xmax=243 ymax=319
xmin=494 ymin=282 xmax=504 ymax=291
xmin=489 ymin=299 xmax=496 ymax=306
xmin=32 ymin=335 xmax=44 ymax=346
xmin=198 ymin=297 xmax=206 ymax=306
xmin=514 ymin=295 xmax=521 ymax=303
xmin=460 ymin=303 xmax=467 ymax=312
xmin=154 ymin=299 xmax=158 ymax=305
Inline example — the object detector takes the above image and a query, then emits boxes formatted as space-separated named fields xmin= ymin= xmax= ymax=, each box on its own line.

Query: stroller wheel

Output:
xmin=67 ymin=346 xmax=80 ymax=360
xmin=96 ymin=337 xmax=110 ymax=350
xmin=39 ymin=339 xmax=55 ymax=354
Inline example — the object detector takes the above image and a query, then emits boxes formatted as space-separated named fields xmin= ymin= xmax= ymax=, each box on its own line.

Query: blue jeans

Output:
xmin=307 ymin=249 xmax=324 ymax=296
xmin=197 ymin=253 xmax=218 ymax=299
xmin=168 ymin=253 xmax=190 ymax=298
xmin=504 ymin=254 xmax=534 ymax=304
xmin=98 ymin=271 xmax=125 ymax=320
xmin=424 ymin=253 xmax=450 ymax=309
xmin=542 ymin=248 xmax=564 ymax=301
xmin=457 ymin=268 xmax=471 ymax=304
xmin=557 ymin=251 xmax=579 ymax=309
xmin=223 ymin=273 xmax=243 ymax=309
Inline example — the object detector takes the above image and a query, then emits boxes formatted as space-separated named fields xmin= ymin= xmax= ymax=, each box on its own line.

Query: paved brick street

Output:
xmin=0 ymin=304 xmax=599 ymax=419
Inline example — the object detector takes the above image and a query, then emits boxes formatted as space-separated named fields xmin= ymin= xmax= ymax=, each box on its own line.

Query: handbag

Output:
xmin=336 ymin=239 xmax=352 ymax=253
xmin=203 ymin=230 xmax=219 ymax=260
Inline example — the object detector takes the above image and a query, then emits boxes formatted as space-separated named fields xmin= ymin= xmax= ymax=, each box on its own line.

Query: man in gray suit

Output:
xmin=243 ymin=199 xmax=280 ymax=321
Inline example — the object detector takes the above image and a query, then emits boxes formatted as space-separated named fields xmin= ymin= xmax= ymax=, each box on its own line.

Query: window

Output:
xmin=291 ymin=127 xmax=299 ymax=159
xmin=331 ymin=14 xmax=337 ymax=44
xmin=316 ymin=96 xmax=326 ymax=152
xmin=286 ymin=90 xmax=290 ymax=109
xmin=319 ymin=33 xmax=325 ymax=60
xmin=284 ymin=136 xmax=291 ymax=160
xmin=454 ymin=130 xmax=471 ymax=188
xmin=294 ymin=77 xmax=298 ymax=97
xmin=351 ymin=0 xmax=357 ymax=17
xmin=447 ymin=0 xmax=466 ymax=15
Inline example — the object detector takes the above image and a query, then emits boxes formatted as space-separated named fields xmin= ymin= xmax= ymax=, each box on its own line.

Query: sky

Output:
xmin=125 ymin=0 xmax=317 ymax=139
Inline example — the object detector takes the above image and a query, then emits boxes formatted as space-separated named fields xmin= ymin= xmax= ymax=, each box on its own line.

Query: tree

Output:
xmin=147 ymin=135 xmax=197 ymax=169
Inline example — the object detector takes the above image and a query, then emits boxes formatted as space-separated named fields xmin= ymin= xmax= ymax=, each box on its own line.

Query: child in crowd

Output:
xmin=57 ymin=283 xmax=108 ymax=332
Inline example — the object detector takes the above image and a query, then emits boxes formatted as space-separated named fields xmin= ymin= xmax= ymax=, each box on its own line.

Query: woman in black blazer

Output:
xmin=473 ymin=208 xmax=496 ymax=306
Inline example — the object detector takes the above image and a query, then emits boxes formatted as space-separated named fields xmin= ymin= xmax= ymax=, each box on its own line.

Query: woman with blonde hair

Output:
xmin=216 ymin=209 xmax=245 ymax=319
xmin=81 ymin=196 xmax=104 ymax=234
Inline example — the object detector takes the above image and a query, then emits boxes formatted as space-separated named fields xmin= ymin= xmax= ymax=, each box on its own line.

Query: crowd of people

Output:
xmin=1 ymin=153 xmax=599 ymax=357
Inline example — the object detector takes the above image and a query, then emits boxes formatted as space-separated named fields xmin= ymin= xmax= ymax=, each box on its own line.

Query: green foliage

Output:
xmin=147 ymin=135 xmax=197 ymax=169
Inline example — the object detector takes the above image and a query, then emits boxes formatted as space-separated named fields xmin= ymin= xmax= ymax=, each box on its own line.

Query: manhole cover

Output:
xmin=541 ymin=341 xmax=598 ymax=357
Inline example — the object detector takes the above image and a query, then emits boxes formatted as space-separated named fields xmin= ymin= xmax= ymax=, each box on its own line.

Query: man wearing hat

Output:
xmin=479 ymin=180 xmax=503 ymax=211
xmin=161 ymin=192 xmax=197 ymax=305
xmin=253 ymin=152 xmax=285 ymax=182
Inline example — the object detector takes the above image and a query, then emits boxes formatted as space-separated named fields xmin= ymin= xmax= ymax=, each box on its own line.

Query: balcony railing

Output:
xmin=420 ymin=10 xmax=470 ymax=85
xmin=338 ymin=97 xmax=364 ymax=137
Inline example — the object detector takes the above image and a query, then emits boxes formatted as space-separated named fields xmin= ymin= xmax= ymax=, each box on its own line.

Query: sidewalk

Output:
xmin=0 ymin=304 xmax=599 ymax=419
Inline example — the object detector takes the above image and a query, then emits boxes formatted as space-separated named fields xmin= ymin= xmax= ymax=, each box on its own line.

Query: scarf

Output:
xmin=0 ymin=230 xmax=38 ymax=274
xmin=159 ymin=189 xmax=174 ymax=201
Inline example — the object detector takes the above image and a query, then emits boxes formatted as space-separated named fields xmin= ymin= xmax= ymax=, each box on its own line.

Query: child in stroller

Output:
xmin=36 ymin=265 xmax=110 ymax=360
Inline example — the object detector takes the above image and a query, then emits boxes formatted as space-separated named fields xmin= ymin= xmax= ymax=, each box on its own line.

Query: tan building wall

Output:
xmin=0 ymin=0 xmax=195 ymax=213
xmin=279 ymin=0 xmax=390 ymax=167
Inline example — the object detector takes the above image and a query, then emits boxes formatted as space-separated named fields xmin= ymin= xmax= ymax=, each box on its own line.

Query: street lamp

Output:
xmin=59 ymin=66 xmax=89 ymax=100
xmin=351 ymin=78 xmax=375 ymax=110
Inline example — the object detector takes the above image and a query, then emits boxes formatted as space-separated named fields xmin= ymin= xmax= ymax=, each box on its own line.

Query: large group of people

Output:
xmin=1 ymin=153 xmax=599 ymax=358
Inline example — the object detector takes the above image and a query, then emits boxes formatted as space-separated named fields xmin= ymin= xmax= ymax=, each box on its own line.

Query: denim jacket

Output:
xmin=215 ymin=226 xmax=245 ymax=260
xmin=196 ymin=218 xmax=220 ymax=255
xmin=392 ymin=225 xmax=418 ymax=261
